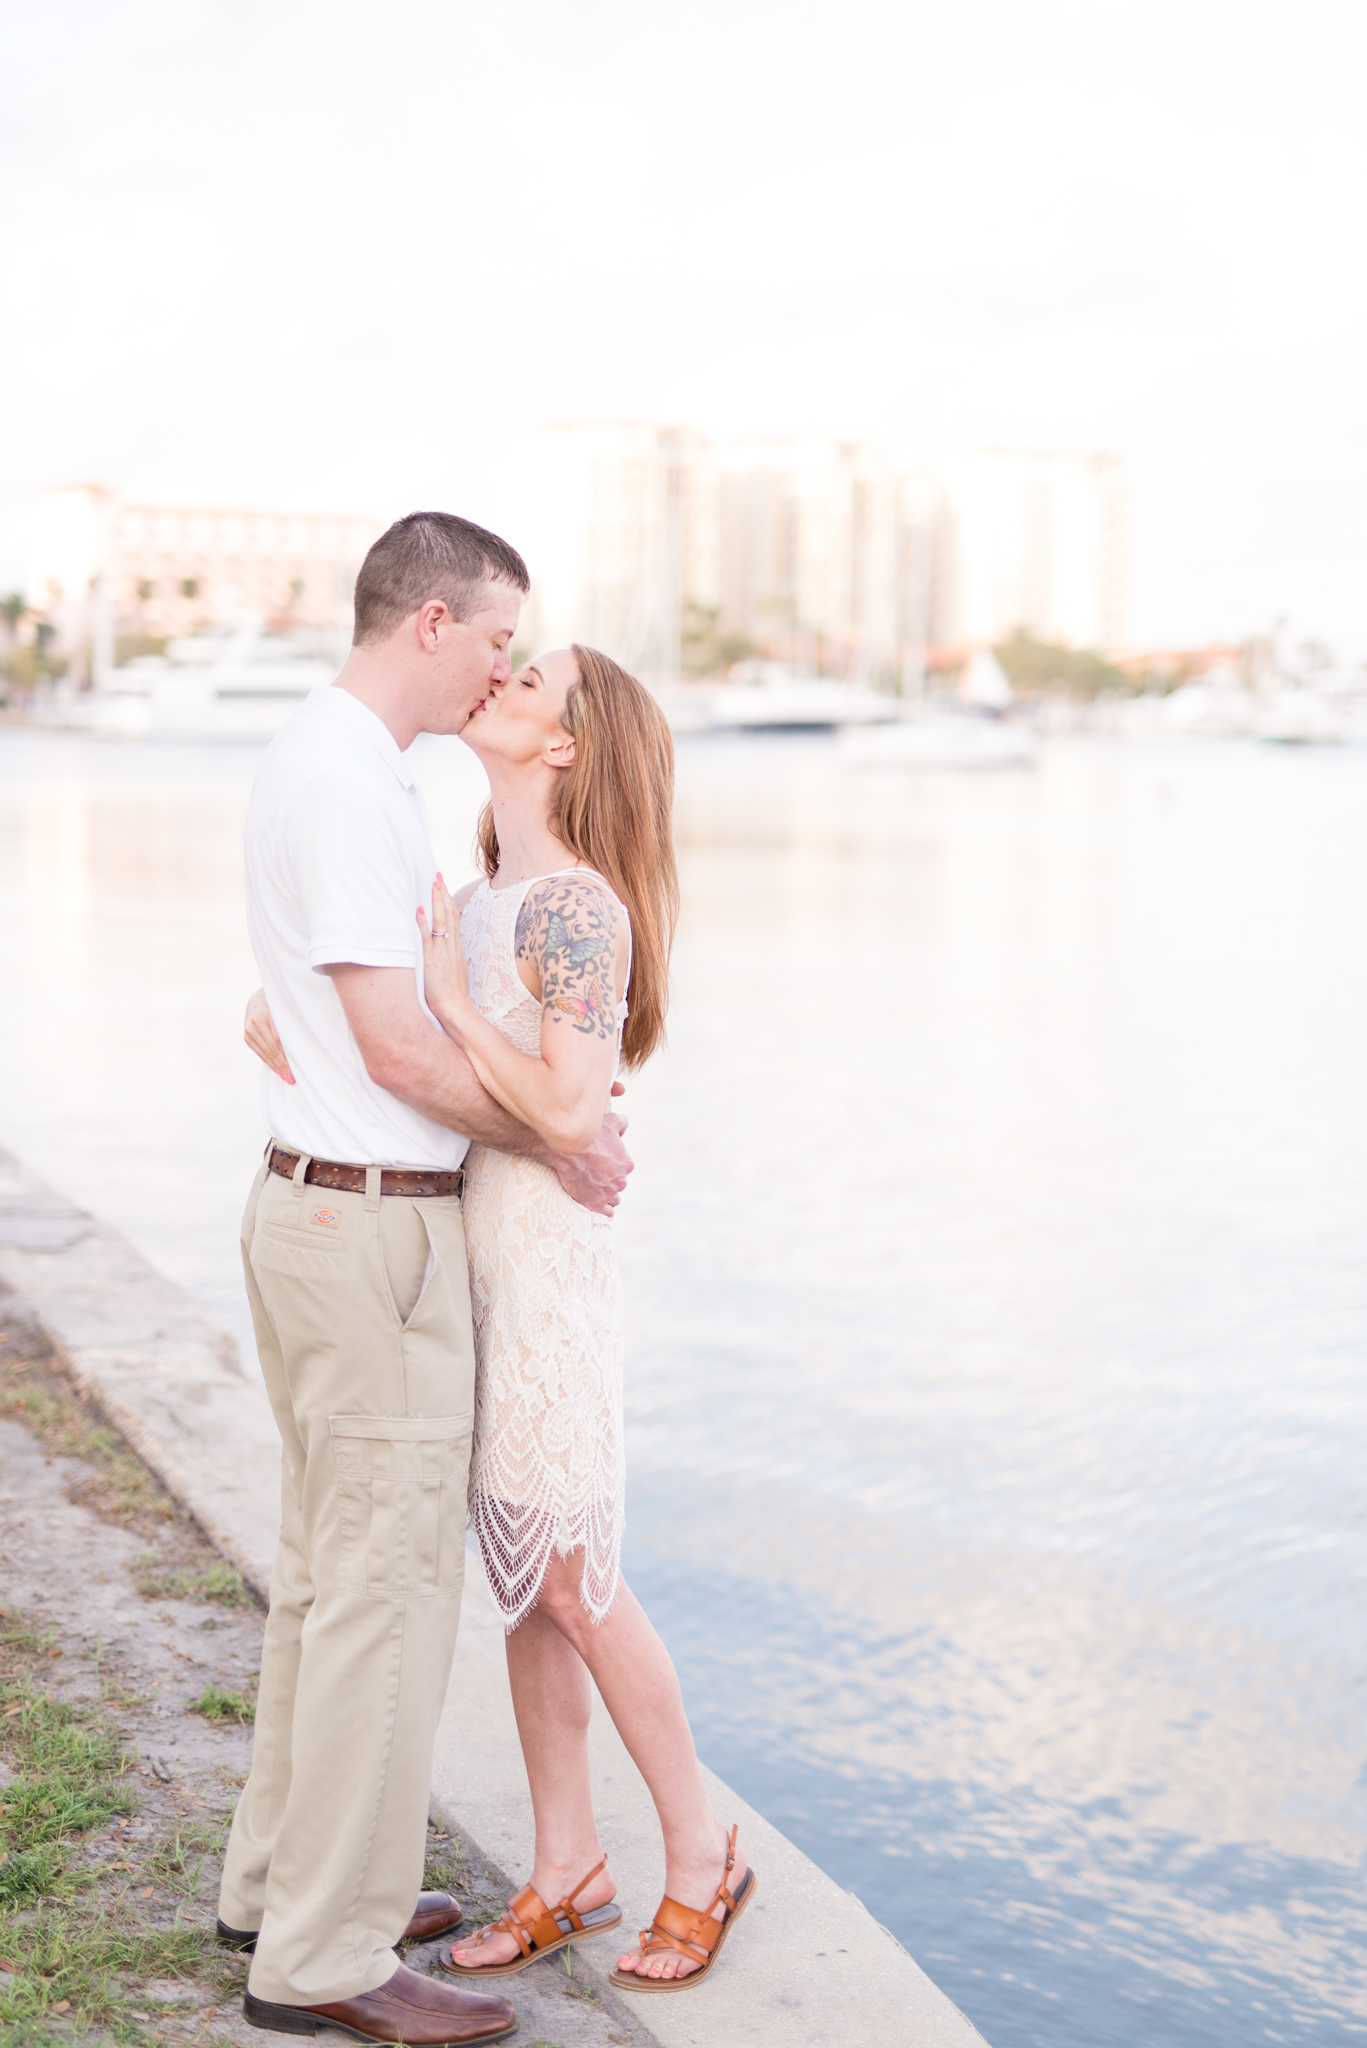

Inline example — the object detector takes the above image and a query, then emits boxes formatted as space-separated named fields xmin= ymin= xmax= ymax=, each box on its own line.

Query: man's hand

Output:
xmin=548 ymin=1109 xmax=633 ymax=1216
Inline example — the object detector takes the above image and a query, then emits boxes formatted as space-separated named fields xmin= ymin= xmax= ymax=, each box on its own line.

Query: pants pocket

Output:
xmin=330 ymin=1413 xmax=473 ymax=1598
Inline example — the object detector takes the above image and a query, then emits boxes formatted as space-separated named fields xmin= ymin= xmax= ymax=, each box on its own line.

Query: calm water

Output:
xmin=2 ymin=724 xmax=1365 ymax=2047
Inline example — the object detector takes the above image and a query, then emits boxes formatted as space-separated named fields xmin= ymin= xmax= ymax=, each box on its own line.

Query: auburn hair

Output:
xmin=475 ymin=645 xmax=678 ymax=1068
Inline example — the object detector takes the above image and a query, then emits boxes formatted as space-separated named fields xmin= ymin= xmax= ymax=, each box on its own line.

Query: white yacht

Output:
xmin=709 ymin=661 xmax=900 ymax=730
xmin=35 ymin=620 xmax=336 ymax=741
xmin=838 ymin=647 xmax=1036 ymax=770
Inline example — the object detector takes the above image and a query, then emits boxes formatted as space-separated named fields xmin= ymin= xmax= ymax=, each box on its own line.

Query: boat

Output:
xmin=1257 ymin=674 xmax=1367 ymax=745
xmin=709 ymin=662 xmax=900 ymax=731
xmin=31 ymin=620 xmax=336 ymax=741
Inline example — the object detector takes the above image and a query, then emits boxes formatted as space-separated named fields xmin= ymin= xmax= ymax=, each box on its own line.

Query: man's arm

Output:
xmin=326 ymin=964 xmax=633 ymax=1215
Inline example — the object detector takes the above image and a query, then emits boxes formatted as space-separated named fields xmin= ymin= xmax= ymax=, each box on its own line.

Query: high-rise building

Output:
xmin=522 ymin=424 xmax=713 ymax=681
xmin=715 ymin=439 xmax=935 ymax=683
xmin=522 ymin=425 xmax=937 ymax=688
xmin=934 ymin=450 xmax=1129 ymax=655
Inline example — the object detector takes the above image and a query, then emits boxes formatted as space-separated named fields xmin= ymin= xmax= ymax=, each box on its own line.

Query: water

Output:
xmin=2 ymin=724 xmax=1365 ymax=2046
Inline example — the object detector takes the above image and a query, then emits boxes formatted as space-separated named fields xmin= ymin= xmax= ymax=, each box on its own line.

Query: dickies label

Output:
xmin=310 ymin=1208 xmax=341 ymax=1230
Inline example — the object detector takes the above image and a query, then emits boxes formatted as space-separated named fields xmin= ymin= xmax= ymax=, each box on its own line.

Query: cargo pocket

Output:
xmin=330 ymin=1412 xmax=473 ymax=1598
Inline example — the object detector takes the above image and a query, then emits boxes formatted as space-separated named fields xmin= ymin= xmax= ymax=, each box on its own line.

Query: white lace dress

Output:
xmin=459 ymin=868 xmax=628 ymax=1629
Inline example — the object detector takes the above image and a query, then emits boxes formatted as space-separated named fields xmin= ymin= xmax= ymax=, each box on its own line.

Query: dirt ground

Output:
xmin=0 ymin=1290 xmax=652 ymax=2048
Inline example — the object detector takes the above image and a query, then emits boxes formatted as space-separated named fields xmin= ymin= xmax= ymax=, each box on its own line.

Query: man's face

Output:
xmin=428 ymin=579 xmax=523 ymax=732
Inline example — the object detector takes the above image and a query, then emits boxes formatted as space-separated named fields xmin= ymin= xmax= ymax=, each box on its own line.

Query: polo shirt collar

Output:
xmin=307 ymin=683 xmax=416 ymax=789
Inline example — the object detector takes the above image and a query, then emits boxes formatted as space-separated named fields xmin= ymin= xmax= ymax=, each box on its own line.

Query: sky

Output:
xmin=2 ymin=0 xmax=1365 ymax=654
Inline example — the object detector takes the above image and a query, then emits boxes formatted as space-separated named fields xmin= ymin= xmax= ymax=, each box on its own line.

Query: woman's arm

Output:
xmin=245 ymin=988 xmax=295 ymax=1083
xmin=419 ymin=871 xmax=626 ymax=1156
xmin=240 ymin=969 xmax=633 ymax=1212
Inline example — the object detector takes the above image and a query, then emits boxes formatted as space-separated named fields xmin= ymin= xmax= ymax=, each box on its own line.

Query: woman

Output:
xmin=247 ymin=645 xmax=753 ymax=1992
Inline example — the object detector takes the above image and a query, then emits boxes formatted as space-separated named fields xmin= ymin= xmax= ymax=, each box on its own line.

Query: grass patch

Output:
xmin=0 ymin=1373 xmax=174 ymax=1537
xmin=189 ymin=1683 xmax=255 ymax=1725
xmin=0 ymin=1612 xmax=59 ymax=1657
xmin=0 ymin=1295 xmax=261 ymax=1611
xmin=0 ymin=1626 xmax=247 ymax=2038
xmin=423 ymin=1825 xmax=473 ymax=1902
xmin=0 ymin=1904 xmax=230 ymax=2042
xmin=133 ymin=1556 xmax=250 ymax=1607
xmin=146 ymin=1814 xmax=229 ymax=1903
xmin=0 ymin=1677 xmax=137 ymax=1904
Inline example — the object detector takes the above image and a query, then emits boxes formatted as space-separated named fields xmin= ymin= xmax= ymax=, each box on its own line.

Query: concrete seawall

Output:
xmin=0 ymin=1143 xmax=987 ymax=2048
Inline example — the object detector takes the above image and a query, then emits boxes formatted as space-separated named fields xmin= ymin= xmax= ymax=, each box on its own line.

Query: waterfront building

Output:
xmin=935 ymin=448 xmax=1129 ymax=656
xmin=521 ymin=425 xmax=937 ymax=689
xmin=522 ymin=423 xmax=714 ymax=683
xmin=25 ymin=484 xmax=379 ymax=682
xmin=715 ymin=439 xmax=937 ymax=687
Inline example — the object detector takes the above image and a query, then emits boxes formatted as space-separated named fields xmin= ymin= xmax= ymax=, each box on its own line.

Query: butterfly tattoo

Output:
xmin=516 ymin=878 xmax=621 ymax=1041
xmin=547 ymin=981 xmax=609 ymax=1025
xmin=543 ymin=910 xmax=611 ymax=968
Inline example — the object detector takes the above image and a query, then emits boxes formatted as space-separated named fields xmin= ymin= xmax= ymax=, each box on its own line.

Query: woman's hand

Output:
xmin=417 ymin=873 xmax=473 ymax=1034
xmin=245 ymin=988 xmax=294 ymax=1084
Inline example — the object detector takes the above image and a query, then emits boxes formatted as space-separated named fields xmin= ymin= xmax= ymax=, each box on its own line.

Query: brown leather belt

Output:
xmin=268 ymin=1145 xmax=464 ymax=1200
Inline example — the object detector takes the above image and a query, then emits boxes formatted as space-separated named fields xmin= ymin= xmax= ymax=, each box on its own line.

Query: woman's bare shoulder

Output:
xmin=452 ymin=877 xmax=484 ymax=910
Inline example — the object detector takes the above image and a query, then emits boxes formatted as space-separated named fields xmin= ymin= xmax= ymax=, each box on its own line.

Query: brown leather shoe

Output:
xmin=244 ymin=1962 xmax=514 ymax=2043
xmin=402 ymin=1892 xmax=464 ymax=1944
xmin=220 ymin=1894 xmax=462 ymax=1955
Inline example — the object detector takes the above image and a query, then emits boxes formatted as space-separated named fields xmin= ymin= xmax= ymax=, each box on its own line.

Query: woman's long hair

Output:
xmin=475 ymin=645 xmax=678 ymax=1068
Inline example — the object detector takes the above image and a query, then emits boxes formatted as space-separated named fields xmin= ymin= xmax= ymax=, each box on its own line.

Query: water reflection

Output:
xmin=1 ymin=727 xmax=1365 ymax=2045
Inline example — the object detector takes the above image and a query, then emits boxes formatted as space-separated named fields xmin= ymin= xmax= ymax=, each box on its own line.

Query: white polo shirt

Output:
xmin=244 ymin=683 xmax=469 ymax=1170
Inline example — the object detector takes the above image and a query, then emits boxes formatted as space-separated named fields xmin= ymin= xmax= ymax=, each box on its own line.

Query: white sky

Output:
xmin=2 ymin=0 xmax=1364 ymax=653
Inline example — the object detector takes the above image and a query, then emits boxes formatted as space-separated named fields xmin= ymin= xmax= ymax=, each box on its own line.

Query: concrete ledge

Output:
xmin=0 ymin=1146 xmax=281 ymax=1597
xmin=435 ymin=1564 xmax=986 ymax=2048
xmin=0 ymin=1144 xmax=987 ymax=2047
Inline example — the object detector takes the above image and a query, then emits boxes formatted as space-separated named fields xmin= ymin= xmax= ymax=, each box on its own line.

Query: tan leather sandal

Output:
xmin=439 ymin=1857 xmax=622 ymax=1978
xmin=609 ymin=1825 xmax=757 ymax=1993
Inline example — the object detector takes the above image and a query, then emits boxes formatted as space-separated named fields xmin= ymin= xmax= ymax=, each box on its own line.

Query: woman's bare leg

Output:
xmin=446 ymin=1604 xmax=615 ymax=1969
xmin=451 ymin=1553 xmax=746 ymax=1982
xmin=534 ymin=1553 xmax=746 ymax=1982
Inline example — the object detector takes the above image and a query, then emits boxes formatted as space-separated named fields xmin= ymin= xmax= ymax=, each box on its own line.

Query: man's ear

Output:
xmin=416 ymin=599 xmax=452 ymax=650
xmin=544 ymin=732 xmax=576 ymax=769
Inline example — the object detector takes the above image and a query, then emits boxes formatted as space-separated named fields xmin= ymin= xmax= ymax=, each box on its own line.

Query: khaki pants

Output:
xmin=219 ymin=1153 xmax=475 ymax=2006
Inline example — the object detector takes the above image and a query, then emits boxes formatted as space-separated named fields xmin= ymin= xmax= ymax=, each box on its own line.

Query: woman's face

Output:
xmin=461 ymin=646 xmax=577 ymax=770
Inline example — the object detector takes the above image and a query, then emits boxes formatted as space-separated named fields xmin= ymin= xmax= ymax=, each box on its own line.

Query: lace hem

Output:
xmin=471 ymin=1488 xmax=624 ymax=1631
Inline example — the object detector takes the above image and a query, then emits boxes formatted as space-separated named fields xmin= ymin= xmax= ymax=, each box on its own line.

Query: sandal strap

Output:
xmin=556 ymin=1855 xmax=608 ymax=1933
xmin=467 ymin=1913 xmax=529 ymax=1960
xmin=635 ymin=1828 xmax=742 ymax=1965
xmin=503 ymin=1881 xmax=560 ymax=1957
xmin=641 ymin=1897 xmax=721 ymax=1962
xmin=490 ymin=1861 xmax=613 ymax=1954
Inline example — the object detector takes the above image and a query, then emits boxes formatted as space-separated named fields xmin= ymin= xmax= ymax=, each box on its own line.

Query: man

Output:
xmin=218 ymin=512 xmax=632 ymax=2045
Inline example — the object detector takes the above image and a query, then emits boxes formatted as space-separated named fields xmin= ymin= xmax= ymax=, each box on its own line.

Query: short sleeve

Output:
xmin=287 ymin=775 xmax=419 ymax=971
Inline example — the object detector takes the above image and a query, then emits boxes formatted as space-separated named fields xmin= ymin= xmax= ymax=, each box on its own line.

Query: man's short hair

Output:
xmin=352 ymin=512 xmax=530 ymax=646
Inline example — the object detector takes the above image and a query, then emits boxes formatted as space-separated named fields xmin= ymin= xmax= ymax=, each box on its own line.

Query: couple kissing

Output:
xmin=221 ymin=511 xmax=754 ymax=2045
